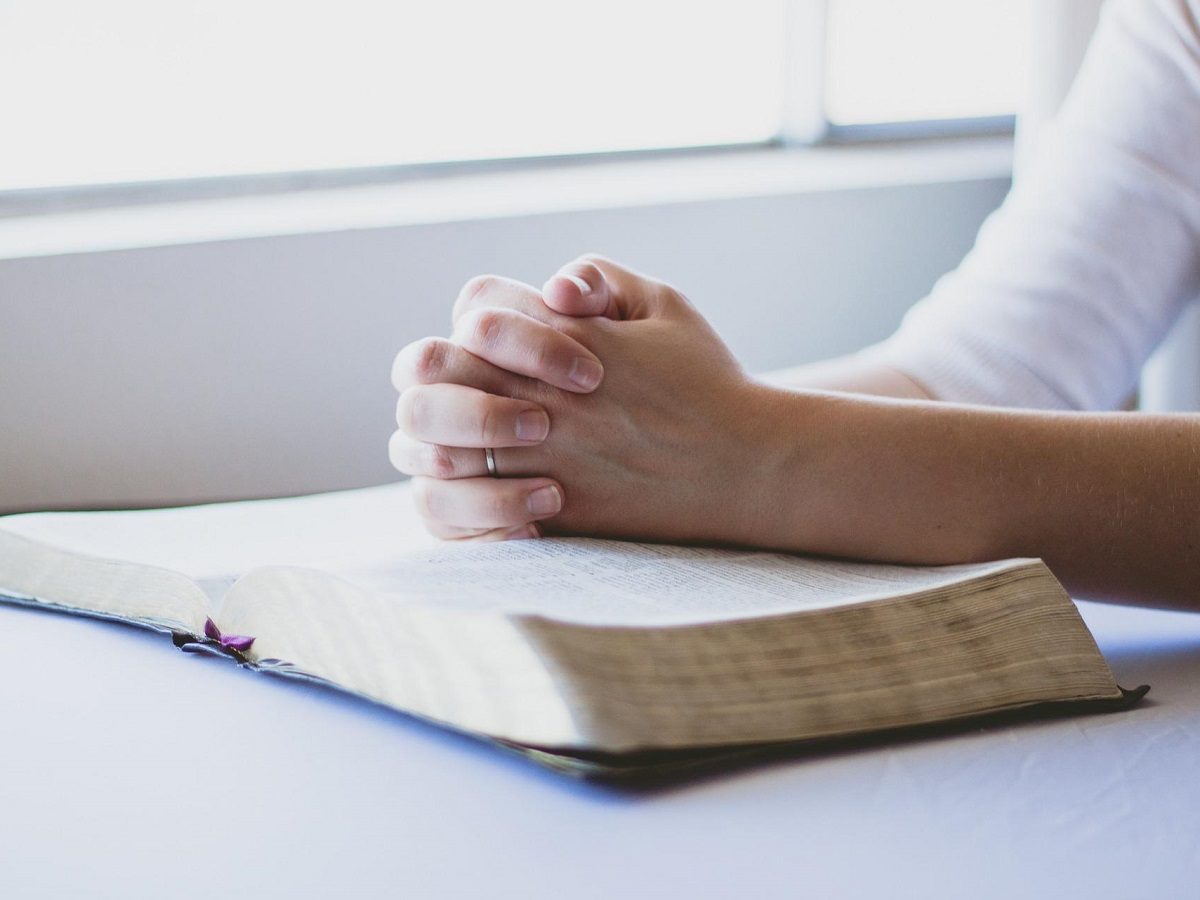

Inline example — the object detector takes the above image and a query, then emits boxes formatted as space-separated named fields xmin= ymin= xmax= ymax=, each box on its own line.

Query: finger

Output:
xmin=447 ymin=273 xmax=605 ymax=391
xmin=454 ymin=307 xmax=603 ymax=393
xmin=420 ymin=519 xmax=492 ymax=540
xmin=391 ymin=336 xmax=522 ymax=395
xmin=396 ymin=383 xmax=551 ymax=448
xmin=412 ymin=476 xmax=564 ymax=530
xmin=389 ymin=430 xmax=487 ymax=479
xmin=541 ymin=258 xmax=618 ymax=319
xmin=469 ymin=523 xmax=542 ymax=542
xmin=451 ymin=274 xmax=547 ymax=327
xmin=553 ymin=254 xmax=672 ymax=321
xmin=421 ymin=517 xmax=541 ymax=542
xmin=390 ymin=432 xmax=540 ymax=480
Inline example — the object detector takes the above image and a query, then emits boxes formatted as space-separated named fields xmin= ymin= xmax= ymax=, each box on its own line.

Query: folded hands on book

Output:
xmin=389 ymin=255 xmax=777 ymax=549
xmin=389 ymin=252 xmax=1200 ymax=612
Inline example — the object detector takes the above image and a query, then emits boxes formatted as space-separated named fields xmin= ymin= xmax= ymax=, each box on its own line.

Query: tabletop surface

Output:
xmin=2 ymin=487 xmax=1199 ymax=899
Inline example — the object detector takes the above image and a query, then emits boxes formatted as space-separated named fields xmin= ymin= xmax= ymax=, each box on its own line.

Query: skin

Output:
xmin=391 ymin=255 xmax=1200 ymax=611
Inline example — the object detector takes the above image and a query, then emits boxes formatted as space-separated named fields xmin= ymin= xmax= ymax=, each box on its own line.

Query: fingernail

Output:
xmin=565 ymin=273 xmax=591 ymax=296
xmin=515 ymin=409 xmax=550 ymax=442
xmin=527 ymin=485 xmax=562 ymax=517
xmin=568 ymin=357 xmax=603 ymax=391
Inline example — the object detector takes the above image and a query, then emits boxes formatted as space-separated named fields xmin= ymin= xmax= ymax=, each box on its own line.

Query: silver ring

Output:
xmin=484 ymin=447 xmax=498 ymax=477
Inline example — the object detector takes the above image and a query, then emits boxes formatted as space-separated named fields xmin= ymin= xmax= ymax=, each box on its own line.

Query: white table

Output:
xmin=2 ymin=594 xmax=1199 ymax=898
xmin=3 ymin=484 xmax=1199 ymax=899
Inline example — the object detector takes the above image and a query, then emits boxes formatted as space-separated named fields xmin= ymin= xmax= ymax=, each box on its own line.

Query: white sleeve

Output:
xmin=871 ymin=0 xmax=1200 ymax=410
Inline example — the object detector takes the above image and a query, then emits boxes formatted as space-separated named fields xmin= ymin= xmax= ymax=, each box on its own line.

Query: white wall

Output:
xmin=0 ymin=174 xmax=1009 ymax=512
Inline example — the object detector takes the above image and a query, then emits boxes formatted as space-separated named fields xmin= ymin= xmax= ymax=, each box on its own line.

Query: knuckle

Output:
xmin=464 ymin=307 xmax=506 ymax=352
xmin=392 ymin=340 xmax=432 ymax=391
xmin=528 ymin=337 xmax=559 ymax=375
xmin=411 ymin=337 xmax=448 ymax=384
xmin=453 ymin=274 xmax=499 ymax=319
xmin=427 ymin=443 xmax=457 ymax=479
xmin=478 ymin=400 xmax=502 ymax=444
xmin=463 ymin=273 xmax=499 ymax=303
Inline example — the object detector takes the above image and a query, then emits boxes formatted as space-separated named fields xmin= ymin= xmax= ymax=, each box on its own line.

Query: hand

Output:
xmin=388 ymin=257 xmax=614 ymax=541
xmin=391 ymin=256 xmax=779 ymax=545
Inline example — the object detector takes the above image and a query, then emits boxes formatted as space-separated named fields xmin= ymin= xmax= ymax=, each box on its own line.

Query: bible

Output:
xmin=0 ymin=483 xmax=1143 ymax=779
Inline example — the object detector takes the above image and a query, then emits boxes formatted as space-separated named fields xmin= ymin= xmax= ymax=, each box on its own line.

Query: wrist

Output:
xmin=721 ymin=382 xmax=832 ymax=551
xmin=727 ymin=387 xmax=1019 ymax=564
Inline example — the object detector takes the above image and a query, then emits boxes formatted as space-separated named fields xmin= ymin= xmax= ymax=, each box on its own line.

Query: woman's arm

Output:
xmin=743 ymin=388 xmax=1200 ymax=609
xmin=391 ymin=259 xmax=1200 ymax=610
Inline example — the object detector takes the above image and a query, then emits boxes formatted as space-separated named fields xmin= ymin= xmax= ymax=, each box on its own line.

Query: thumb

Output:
xmin=541 ymin=254 xmax=665 ymax=321
xmin=541 ymin=255 xmax=619 ymax=319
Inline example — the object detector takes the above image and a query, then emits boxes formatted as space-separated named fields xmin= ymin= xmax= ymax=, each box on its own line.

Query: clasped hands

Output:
xmin=390 ymin=255 xmax=785 ymax=546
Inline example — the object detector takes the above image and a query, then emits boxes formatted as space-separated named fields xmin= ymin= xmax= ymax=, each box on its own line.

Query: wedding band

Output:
xmin=484 ymin=447 xmax=498 ymax=477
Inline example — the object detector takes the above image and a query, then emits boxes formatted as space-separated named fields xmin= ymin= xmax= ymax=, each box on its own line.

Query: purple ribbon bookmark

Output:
xmin=204 ymin=617 xmax=255 ymax=653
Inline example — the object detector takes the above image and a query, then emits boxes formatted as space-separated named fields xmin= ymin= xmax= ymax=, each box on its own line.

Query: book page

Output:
xmin=0 ymin=482 xmax=430 ymax=581
xmin=0 ymin=481 xmax=431 ymax=621
xmin=0 ymin=531 xmax=209 ymax=633
xmin=217 ymin=565 xmax=583 ymax=747
xmin=337 ymin=537 xmax=1032 ymax=625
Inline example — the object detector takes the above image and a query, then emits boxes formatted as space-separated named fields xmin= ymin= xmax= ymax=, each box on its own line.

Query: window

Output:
xmin=0 ymin=0 xmax=1025 ymax=195
xmin=0 ymin=0 xmax=785 ymax=192
xmin=824 ymin=0 xmax=1028 ymax=127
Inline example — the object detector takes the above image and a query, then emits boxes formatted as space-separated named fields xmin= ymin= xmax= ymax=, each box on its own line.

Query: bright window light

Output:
xmin=1 ymin=1 xmax=1025 ymax=195
xmin=825 ymin=0 xmax=1027 ymax=125
xmin=0 ymin=0 xmax=786 ymax=191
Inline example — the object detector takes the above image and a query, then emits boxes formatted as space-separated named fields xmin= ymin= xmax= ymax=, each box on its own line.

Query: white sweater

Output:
xmin=874 ymin=0 xmax=1200 ymax=410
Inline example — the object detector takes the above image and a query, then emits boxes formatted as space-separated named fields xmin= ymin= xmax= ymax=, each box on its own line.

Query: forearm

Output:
xmin=743 ymin=388 xmax=1200 ymax=609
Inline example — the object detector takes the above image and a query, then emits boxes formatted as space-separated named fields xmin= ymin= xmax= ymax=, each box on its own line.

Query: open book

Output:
xmin=0 ymin=483 xmax=1144 ymax=779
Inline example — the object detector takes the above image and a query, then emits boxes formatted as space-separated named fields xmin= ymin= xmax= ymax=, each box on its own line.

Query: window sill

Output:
xmin=0 ymin=136 xmax=1011 ymax=261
